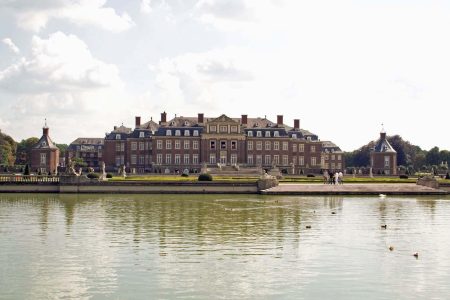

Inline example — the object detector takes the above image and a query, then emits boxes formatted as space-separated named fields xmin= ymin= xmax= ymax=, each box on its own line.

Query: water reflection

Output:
xmin=0 ymin=194 xmax=449 ymax=299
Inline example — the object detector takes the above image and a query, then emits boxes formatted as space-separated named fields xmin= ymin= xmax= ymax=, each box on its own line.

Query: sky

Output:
xmin=0 ymin=0 xmax=449 ymax=151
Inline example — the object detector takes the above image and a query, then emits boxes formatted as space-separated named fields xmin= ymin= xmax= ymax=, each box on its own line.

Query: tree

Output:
xmin=56 ymin=144 xmax=68 ymax=157
xmin=0 ymin=131 xmax=16 ymax=166
xmin=15 ymin=137 xmax=39 ymax=165
xmin=24 ymin=164 xmax=30 ymax=175
xmin=426 ymin=146 xmax=441 ymax=166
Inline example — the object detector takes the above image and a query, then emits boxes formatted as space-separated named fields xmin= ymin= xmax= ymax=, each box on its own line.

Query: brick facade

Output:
xmin=30 ymin=126 xmax=60 ymax=174
xmin=370 ymin=131 xmax=397 ymax=175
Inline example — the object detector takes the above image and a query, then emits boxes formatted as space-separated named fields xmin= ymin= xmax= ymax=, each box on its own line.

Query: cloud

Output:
xmin=140 ymin=0 xmax=152 ymax=14
xmin=2 ymin=0 xmax=135 ymax=32
xmin=2 ymin=38 xmax=20 ymax=54
xmin=0 ymin=31 xmax=123 ymax=93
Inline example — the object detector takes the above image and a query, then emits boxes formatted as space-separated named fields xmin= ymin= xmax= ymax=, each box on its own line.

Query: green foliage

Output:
xmin=446 ymin=172 xmax=450 ymax=180
xmin=87 ymin=173 xmax=100 ymax=179
xmin=72 ymin=157 xmax=87 ymax=168
xmin=306 ymin=174 xmax=315 ymax=177
xmin=399 ymin=175 xmax=409 ymax=179
xmin=23 ymin=164 xmax=30 ymax=175
xmin=56 ymin=144 xmax=68 ymax=156
xmin=198 ymin=173 xmax=213 ymax=181
xmin=106 ymin=173 xmax=113 ymax=179
xmin=181 ymin=173 xmax=189 ymax=177
xmin=0 ymin=131 xmax=17 ymax=166
xmin=15 ymin=137 xmax=39 ymax=165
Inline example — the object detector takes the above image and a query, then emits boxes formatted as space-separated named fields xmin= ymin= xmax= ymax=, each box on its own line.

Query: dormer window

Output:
xmin=254 ymin=123 xmax=259 ymax=127
xmin=175 ymin=130 xmax=181 ymax=136
xmin=166 ymin=130 xmax=172 ymax=136
xmin=247 ymin=131 xmax=253 ymax=137
xmin=116 ymin=134 xmax=121 ymax=140
xmin=307 ymin=136 xmax=311 ymax=141
xmin=170 ymin=121 xmax=175 ymax=126
xmin=193 ymin=130 xmax=199 ymax=136
xmin=274 ymin=131 xmax=279 ymax=137
xmin=292 ymin=134 xmax=297 ymax=139
xmin=42 ymin=141 xmax=47 ymax=146
xmin=265 ymin=131 xmax=271 ymax=137
xmin=184 ymin=121 xmax=189 ymax=126
xmin=256 ymin=131 xmax=262 ymax=137
xmin=184 ymin=130 xmax=190 ymax=136
xmin=139 ymin=132 xmax=145 ymax=138
xmin=268 ymin=123 xmax=273 ymax=127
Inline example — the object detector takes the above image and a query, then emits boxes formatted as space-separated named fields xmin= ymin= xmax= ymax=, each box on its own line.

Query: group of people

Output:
xmin=323 ymin=170 xmax=343 ymax=185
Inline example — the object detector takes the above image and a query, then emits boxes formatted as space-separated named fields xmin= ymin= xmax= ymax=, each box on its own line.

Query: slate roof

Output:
xmin=139 ymin=119 xmax=160 ymax=131
xmin=322 ymin=141 xmax=343 ymax=153
xmin=33 ymin=133 xmax=58 ymax=150
xmin=70 ymin=138 xmax=104 ymax=145
xmin=373 ymin=135 xmax=396 ymax=153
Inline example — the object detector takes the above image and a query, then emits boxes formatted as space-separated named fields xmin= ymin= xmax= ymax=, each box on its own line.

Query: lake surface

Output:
xmin=1 ymin=194 xmax=450 ymax=300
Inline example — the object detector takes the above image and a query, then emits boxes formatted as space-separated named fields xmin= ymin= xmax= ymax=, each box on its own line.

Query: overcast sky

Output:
xmin=1 ymin=0 xmax=449 ymax=151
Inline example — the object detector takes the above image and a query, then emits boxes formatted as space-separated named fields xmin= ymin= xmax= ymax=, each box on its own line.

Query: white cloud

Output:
xmin=2 ymin=0 xmax=135 ymax=32
xmin=140 ymin=0 xmax=152 ymax=14
xmin=2 ymin=38 xmax=20 ymax=54
xmin=0 ymin=31 xmax=123 ymax=93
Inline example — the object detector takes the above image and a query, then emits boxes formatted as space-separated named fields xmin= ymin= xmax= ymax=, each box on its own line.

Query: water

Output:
xmin=1 ymin=194 xmax=450 ymax=300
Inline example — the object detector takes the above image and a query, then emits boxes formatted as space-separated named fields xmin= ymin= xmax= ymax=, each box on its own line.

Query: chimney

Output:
xmin=294 ymin=119 xmax=300 ymax=130
xmin=241 ymin=114 xmax=248 ymax=126
xmin=198 ymin=113 xmax=204 ymax=124
xmin=114 ymin=126 xmax=117 ymax=131
xmin=277 ymin=115 xmax=283 ymax=126
xmin=380 ymin=131 xmax=387 ymax=140
xmin=43 ymin=127 xmax=49 ymax=136
xmin=135 ymin=116 xmax=141 ymax=128
xmin=161 ymin=111 xmax=167 ymax=125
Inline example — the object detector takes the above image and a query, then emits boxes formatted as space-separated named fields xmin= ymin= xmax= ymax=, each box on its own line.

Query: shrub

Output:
xmin=23 ymin=165 xmax=30 ymax=175
xmin=181 ymin=173 xmax=189 ymax=177
xmin=106 ymin=173 xmax=113 ymax=179
xmin=399 ymin=175 xmax=409 ymax=179
xmin=198 ymin=173 xmax=213 ymax=181
xmin=446 ymin=172 xmax=450 ymax=180
xmin=306 ymin=174 xmax=315 ymax=178
xmin=87 ymin=172 xmax=100 ymax=179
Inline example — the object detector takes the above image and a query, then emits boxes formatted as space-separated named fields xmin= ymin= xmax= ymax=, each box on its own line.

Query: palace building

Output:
xmin=370 ymin=128 xmax=397 ymax=175
xmin=31 ymin=123 xmax=60 ymax=174
xmin=92 ymin=112 xmax=345 ymax=174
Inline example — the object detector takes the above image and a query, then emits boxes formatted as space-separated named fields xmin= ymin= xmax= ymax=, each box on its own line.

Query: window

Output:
xmin=274 ymin=131 xmax=280 ymax=137
xmin=139 ymin=142 xmax=144 ymax=151
xmin=256 ymin=141 xmax=262 ymax=150
xmin=257 ymin=131 xmax=262 ymax=137
xmin=231 ymin=154 xmax=237 ymax=164
xmin=331 ymin=154 xmax=335 ymax=160
xmin=116 ymin=143 xmax=121 ymax=152
xmin=175 ymin=130 xmax=181 ymax=136
xmin=220 ymin=125 xmax=228 ymax=133
xmin=175 ymin=140 xmax=180 ymax=149
xmin=338 ymin=155 xmax=342 ymax=160
xmin=184 ymin=140 xmax=190 ymax=149
xmin=292 ymin=134 xmax=297 ymax=139
xmin=265 ymin=141 xmax=271 ymax=150
xmin=265 ymin=131 xmax=271 ymax=137
xmin=325 ymin=154 xmax=329 ymax=160
xmin=166 ymin=130 xmax=172 ymax=136
xmin=282 ymin=142 xmax=288 ymax=151
xmin=311 ymin=157 xmax=317 ymax=166
xmin=292 ymin=156 xmax=297 ymax=165
xmin=40 ymin=153 xmax=46 ymax=164
xmin=184 ymin=154 xmax=189 ymax=165
xmin=175 ymin=154 xmax=181 ymax=165
xmin=220 ymin=141 xmax=227 ymax=149
xmin=131 ymin=142 xmax=137 ymax=151
xmin=98 ymin=152 xmax=102 ymax=158
xmin=282 ymin=155 xmax=288 ymax=165
xmin=131 ymin=155 xmax=137 ymax=165
xmin=165 ymin=154 xmax=171 ymax=164
xmin=139 ymin=156 xmax=145 ymax=165
xmin=231 ymin=126 xmax=238 ymax=133
xmin=299 ymin=144 xmax=304 ymax=152
xmin=193 ymin=154 xmax=199 ymax=164
xmin=247 ymin=141 xmax=253 ymax=150
xmin=231 ymin=141 xmax=237 ymax=150
xmin=193 ymin=130 xmax=199 ymax=136
xmin=166 ymin=140 xmax=172 ymax=149
xmin=157 ymin=140 xmax=162 ymax=149
xmin=265 ymin=155 xmax=271 ymax=165
xmin=273 ymin=155 xmax=279 ymax=165
xmin=299 ymin=156 xmax=304 ymax=166
xmin=193 ymin=141 xmax=199 ymax=150
xmin=139 ymin=132 xmax=145 ymax=138
xmin=115 ymin=134 xmax=121 ymax=140
xmin=210 ymin=140 xmax=216 ymax=150
xmin=156 ymin=154 xmax=162 ymax=164
xmin=293 ymin=144 xmax=297 ymax=152
xmin=115 ymin=156 xmax=121 ymax=166
xmin=247 ymin=155 xmax=253 ymax=164
xmin=184 ymin=130 xmax=190 ymax=136
xmin=274 ymin=142 xmax=279 ymax=151
xmin=311 ymin=146 xmax=316 ymax=153
xmin=384 ymin=156 xmax=390 ymax=167
xmin=209 ymin=154 xmax=216 ymax=164
xmin=145 ymin=155 xmax=149 ymax=164
xmin=247 ymin=131 xmax=253 ymax=137
xmin=337 ymin=163 xmax=342 ymax=169
xmin=331 ymin=163 xmax=335 ymax=169
xmin=256 ymin=155 xmax=262 ymax=165
xmin=184 ymin=121 xmax=189 ymax=126
xmin=210 ymin=125 xmax=217 ymax=132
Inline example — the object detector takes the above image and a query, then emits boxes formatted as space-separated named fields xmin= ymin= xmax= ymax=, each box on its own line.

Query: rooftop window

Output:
xmin=166 ymin=130 xmax=172 ymax=136
xmin=247 ymin=131 xmax=253 ymax=137
xmin=265 ymin=131 xmax=271 ymax=137
xmin=274 ymin=131 xmax=280 ymax=137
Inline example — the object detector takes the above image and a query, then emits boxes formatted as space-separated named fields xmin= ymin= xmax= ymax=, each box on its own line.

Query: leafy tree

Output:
xmin=24 ymin=164 xmax=30 ymax=175
xmin=0 ymin=131 xmax=16 ymax=166
xmin=426 ymin=146 xmax=441 ymax=166
xmin=15 ymin=137 xmax=39 ymax=165
xmin=56 ymin=144 xmax=68 ymax=157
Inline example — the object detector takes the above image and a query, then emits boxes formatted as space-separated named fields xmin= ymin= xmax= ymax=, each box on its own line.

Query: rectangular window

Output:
xmin=131 ymin=155 xmax=137 ymax=165
xmin=231 ymin=141 xmax=237 ymax=150
xmin=157 ymin=140 xmax=162 ymax=149
xmin=265 ymin=131 xmax=271 ymax=137
xmin=210 ymin=125 xmax=217 ymax=132
xmin=299 ymin=156 xmax=304 ymax=166
xmin=175 ymin=140 xmax=180 ymax=149
xmin=274 ymin=131 xmax=280 ymax=137
xmin=220 ymin=140 xmax=227 ymax=149
xmin=139 ymin=132 xmax=145 ymax=138
xmin=293 ymin=144 xmax=297 ymax=152
xmin=247 ymin=155 xmax=253 ymax=165
xmin=184 ymin=130 xmax=190 ymax=137
xmin=139 ymin=156 xmax=145 ymax=165
xmin=166 ymin=130 xmax=172 ymax=136
xmin=131 ymin=142 xmax=137 ymax=151
xmin=311 ymin=146 xmax=316 ymax=153
xmin=299 ymin=144 xmax=304 ymax=152
xmin=193 ymin=130 xmax=199 ymax=136
xmin=184 ymin=140 xmax=190 ymax=149
xmin=156 ymin=154 xmax=162 ymax=164
xmin=337 ymin=163 xmax=342 ymax=169
xmin=116 ymin=143 xmax=121 ymax=152
xmin=115 ymin=156 xmax=121 ymax=166
xmin=274 ymin=141 xmax=279 ymax=151
xmin=273 ymin=155 xmax=279 ymax=165
xmin=282 ymin=142 xmax=288 ymax=151
xmin=166 ymin=140 xmax=172 ymax=149
xmin=193 ymin=140 xmax=199 ymax=150
xmin=98 ymin=152 xmax=102 ymax=158
xmin=220 ymin=125 xmax=228 ymax=133
xmin=265 ymin=155 xmax=271 ymax=165
xmin=247 ymin=131 xmax=253 ymax=137
xmin=174 ymin=154 xmax=181 ymax=165
xmin=338 ymin=155 xmax=342 ymax=161
xmin=175 ymin=130 xmax=181 ymax=136
xmin=265 ymin=141 xmax=271 ymax=150
xmin=257 ymin=131 xmax=262 ymax=137
xmin=210 ymin=140 xmax=216 ymax=150
xmin=184 ymin=154 xmax=189 ymax=165
xmin=231 ymin=154 xmax=237 ymax=164
xmin=384 ymin=156 xmax=390 ymax=167
xmin=165 ymin=154 xmax=171 ymax=164
xmin=40 ymin=153 xmax=46 ymax=164
xmin=247 ymin=141 xmax=253 ymax=150
xmin=139 ymin=142 xmax=144 ymax=151
xmin=145 ymin=155 xmax=149 ymax=164
xmin=231 ymin=126 xmax=238 ymax=133
xmin=311 ymin=157 xmax=317 ymax=166
xmin=331 ymin=163 xmax=335 ymax=169
xmin=116 ymin=134 xmax=121 ymax=140
xmin=256 ymin=141 xmax=262 ymax=150
xmin=256 ymin=155 xmax=262 ymax=165
xmin=209 ymin=154 xmax=216 ymax=164
xmin=282 ymin=155 xmax=288 ymax=165
xmin=193 ymin=154 xmax=199 ymax=164
xmin=292 ymin=156 xmax=297 ymax=165
xmin=121 ymin=143 xmax=125 ymax=152
xmin=331 ymin=154 xmax=335 ymax=160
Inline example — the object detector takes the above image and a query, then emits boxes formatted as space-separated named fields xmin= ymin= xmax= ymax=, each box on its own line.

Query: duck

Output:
xmin=413 ymin=252 xmax=419 ymax=258
xmin=331 ymin=211 xmax=336 ymax=215
xmin=381 ymin=224 xmax=387 ymax=229
xmin=306 ymin=225 xmax=311 ymax=229
xmin=389 ymin=246 xmax=394 ymax=251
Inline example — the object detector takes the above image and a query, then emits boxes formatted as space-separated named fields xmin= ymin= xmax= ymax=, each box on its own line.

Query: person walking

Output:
xmin=338 ymin=171 xmax=344 ymax=185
